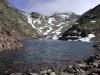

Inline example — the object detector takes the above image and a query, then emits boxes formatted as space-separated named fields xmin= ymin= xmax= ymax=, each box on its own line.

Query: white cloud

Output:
xmin=25 ymin=0 xmax=100 ymax=16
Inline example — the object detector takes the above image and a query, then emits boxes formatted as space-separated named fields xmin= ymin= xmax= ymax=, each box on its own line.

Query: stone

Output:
xmin=29 ymin=73 xmax=38 ymax=75
xmin=93 ymin=62 xmax=99 ymax=67
xmin=93 ymin=44 xmax=100 ymax=50
xmin=60 ymin=72 xmax=74 ymax=75
xmin=88 ymin=73 xmax=98 ymax=75
xmin=50 ymin=72 xmax=56 ymax=75
xmin=66 ymin=67 xmax=75 ymax=73
xmin=85 ymin=56 xmax=96 ymax=64
xmin=10 ymin=73 xmax=22 ymax=75
xmin=78 ymin=63 xmax=87 ymax=68
xmin=40 ymin=70 xmax=48 ymax=75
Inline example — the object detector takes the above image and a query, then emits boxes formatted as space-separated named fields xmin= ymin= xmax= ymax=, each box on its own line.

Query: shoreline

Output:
xmin=0 ymin=54 xmax=100 ymax=75
xmin=0 ymin=40 xmax=99 ymax=75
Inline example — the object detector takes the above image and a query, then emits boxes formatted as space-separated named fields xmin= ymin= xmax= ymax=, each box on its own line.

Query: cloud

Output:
xmin=25 ymin=0 xmax=100 ymax=16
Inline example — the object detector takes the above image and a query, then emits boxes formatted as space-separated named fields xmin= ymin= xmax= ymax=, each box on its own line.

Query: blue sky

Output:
xmin=9 ymin=0 xmax=100 ymax=16
xmin=9 ymin=0 xmax=28 ymax=10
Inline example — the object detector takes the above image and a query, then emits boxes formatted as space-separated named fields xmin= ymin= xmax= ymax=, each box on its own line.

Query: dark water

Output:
xmin=0 ymin=40 xmax=100 ymax=72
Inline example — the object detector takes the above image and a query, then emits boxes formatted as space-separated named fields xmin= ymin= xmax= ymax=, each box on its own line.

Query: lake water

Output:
xmin=0 ymin=40 xmax=100 ymax=74
xmin=0 ymin=40 xmax=100 ymax=72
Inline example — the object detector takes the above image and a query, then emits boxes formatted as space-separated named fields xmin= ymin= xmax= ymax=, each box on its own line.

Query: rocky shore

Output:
xmin=1 ymin=54 xmax=100 ymax=75
xmin=0 ymin=33 xmax=23 ymax=51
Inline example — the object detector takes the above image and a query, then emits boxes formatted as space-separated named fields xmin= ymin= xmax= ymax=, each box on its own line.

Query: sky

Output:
xmin=9 ymin=0 xmax=100 ymax=16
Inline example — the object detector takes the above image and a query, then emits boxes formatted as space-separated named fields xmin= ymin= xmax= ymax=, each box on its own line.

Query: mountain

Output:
xmin=25 ymin=12 xmax=79 ymax=40
xmin=0 ymin=0 xmax=79 ymax=50
xmin=0 ymin=0 xmax=41 ymax=50
xmin=59 ymin=4 xmax=100 ymax=41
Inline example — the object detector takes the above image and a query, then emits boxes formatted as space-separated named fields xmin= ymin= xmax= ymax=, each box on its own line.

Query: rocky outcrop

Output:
xmin=0 ymin=33 xmax=22 ymax=51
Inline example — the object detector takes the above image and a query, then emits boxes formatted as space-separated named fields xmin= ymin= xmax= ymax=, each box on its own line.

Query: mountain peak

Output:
xmin=30 ymin=12 xmax=43 ymax=19
xmin=94 ymin=4 xmax=100 ymax=9
xmin=52 ymin=12 xmax=74 ymax=17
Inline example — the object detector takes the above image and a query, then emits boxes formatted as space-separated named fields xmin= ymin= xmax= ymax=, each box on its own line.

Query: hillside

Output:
xmin=0 ymin=0 xmax=40 ymax=50
xmin=59 ymin=4 xmax=100 ymax=41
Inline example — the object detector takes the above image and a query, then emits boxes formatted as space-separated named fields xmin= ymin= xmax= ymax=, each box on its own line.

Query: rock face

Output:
xmin=0 ymin=0 xmax=41 ymax=51
xmin=59 ymin=4 xmax=100 ymax=41
xmin=25 ymin=12 xmax=79 ymax=40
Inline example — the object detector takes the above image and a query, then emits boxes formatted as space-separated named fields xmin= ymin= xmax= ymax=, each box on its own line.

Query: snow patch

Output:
xmin=33 ymin=19 xmax=42 ymax=24
xmin=79 ymin=34 xmax=95 ymax=42
xmin=43 ymin=27 xmax=53 ymax=35
xmin=56 ymin=24 xmax=61 ymax=27
xmin=24 ymin=13 xmax=42 ymax=34
xmin=51 ymin=26 xmax=63 ymax=40
xmin=90 ymin=20 xmax=96 ymax=23
xmin=23 ymin=12 xmax=76 ymax=40
xmin=52 ymin=35 xmax=58 ymax=40
xmin=75 ymin=22 xmax=79 ymax=25
xmin=55 ymin=26 xmax=63 ymax=35
xmin=26 ymin=14 xmax=36 ymax=29
xmin=66 ymin=34 xmax=95 ymax=42
xmin=58 ymin=15 xmax=69 ymax=19
xmin=48 ymin=18 xmax=55 ymax=24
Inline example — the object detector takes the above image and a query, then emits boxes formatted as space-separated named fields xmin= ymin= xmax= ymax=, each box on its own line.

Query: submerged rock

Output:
xmin=93 ymin=44 xmax=100 ymax=50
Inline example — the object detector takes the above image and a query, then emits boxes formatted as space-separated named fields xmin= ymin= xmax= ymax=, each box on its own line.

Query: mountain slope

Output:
xmin=1 ymin=0 xmax=41 ymax=39
xmin=0 ymin=0 xmax=41 ymax=50
xmin=59 ymin=4 xmax=100 ymax=41
xmin=26 ymin=12 xmax=79 ymax=40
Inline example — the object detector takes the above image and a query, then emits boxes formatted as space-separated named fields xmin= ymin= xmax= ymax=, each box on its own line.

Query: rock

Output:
xmin=60 ymin=72 xmax=74 ymax=75
xmin=49 ymin=72 xmax=56 ymax=75
xmin=93 ymin=62 xmax=99 ymax=67
xmin=10 ymin=73 xmax=22 ymax=75
xmin=66 ymin=66 xmax=75 ymax=73
xmin=40 ymin=70 xmax=48 ymax=75
xmin=47 ymin=69 xmax=52 ymax=73
xmin=92 ymin=68 xmax=100 ymax=74
xmin=29 ymin=73 xmax=38 ymax=75
xmin=97 ymin=63 xmax=100 ymax=69
xmin=78 ymin=63 xmax=86 ymax=67
xmin=84 ymin=55 xmax=96 ymax=64
xmin=93 ymin=44 xmax=100 ymax=50
xmin=4 ymin=69 xmax=13 ymax=75
xmin=88 ymin=73 xmax=99 ymax=75
xmin=79 ymin=69 xmax=86 ymax=75
xmin=0 ymin=34 xmax=23 ymax=51
xmin=72 ymin=64 xmax=82 ymax=75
